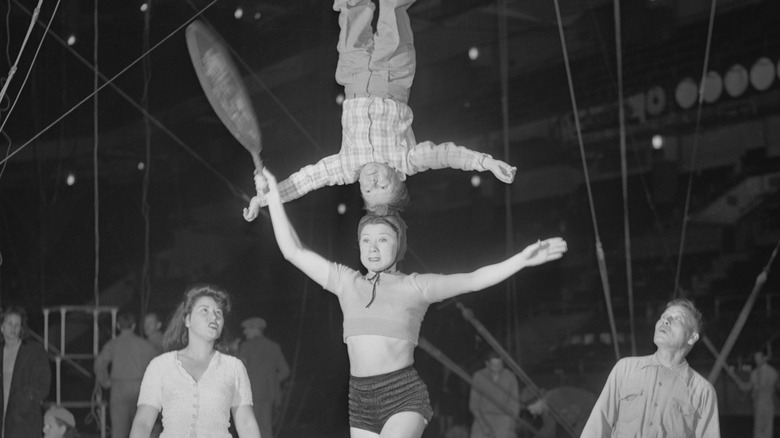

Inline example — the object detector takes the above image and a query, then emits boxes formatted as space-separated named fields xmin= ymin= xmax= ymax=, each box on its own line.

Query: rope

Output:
xmin=92 ymin=0 xmax=100 ymax=308
xmin=1 ymin=0 xmax=218 ymax=163
xmin=140 ymin=0 xmax=153 ymax=318
xmin=0 ymin=0 xmax=42 ymax=102
xmin=552 ymin=0 xmax=620 ymax=361
xmin=612 ymin=0 xmax=637 ymax=356
xmin=4 ymin=0 xmax=253 ymax=206
xmin=673 ymin=0 xmax=719 ymax=298
xmin=0 ymin=0 xmax=60 ymax=136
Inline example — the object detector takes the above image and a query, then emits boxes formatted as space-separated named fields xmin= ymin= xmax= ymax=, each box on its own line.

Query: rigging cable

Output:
xmin=612 ymin=0 xmax=636 ymax=356
xmin=552 ymin=0 xmax=620 ymax=361
xmin=140 ymin=0 xmax=153 ymax=319
xmin=92 ymin=0 xmax=100 ymax=308
xmin=0 ymin=0 xmax=42 ymax=103
xmin=2 ymin=0 xmax=251 ymax=205
xmin=673 ymin=0 xmax=719 ymax=298
xmin=497 ymin=0 xmax=520 ymax=362
xmin=0 ymin=0 xmax=61 ymax=136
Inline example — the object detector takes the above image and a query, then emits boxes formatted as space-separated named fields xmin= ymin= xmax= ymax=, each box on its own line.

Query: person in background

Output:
xmin=738 ymin=346 xmax=778 ymax=438
xmin=468 ymin=351 xmax=520 ymax=438
xmin=95 ymin=311 xmax=158 ymax=438
xmin=0 ymin=305 xmax=51 ymax=438
xmin=141 ymin=313 xmax=165 ymax=438
xmin=142 ymin=312 xmax=165 ymax=355
xmin=581 ymin=298 xmax=720 ymax=437
xmin=239 ymin=316 xmax=290 ymax=438
xmin=522 ymin=386 xmax=596 ymax=438
xmin=43 ymin=405 xmax=80 ymax=438
xmin=129 ymin=284 xmax=260 ymax=438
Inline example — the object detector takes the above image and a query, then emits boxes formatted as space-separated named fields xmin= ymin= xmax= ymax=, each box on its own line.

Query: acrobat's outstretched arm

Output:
xmin=407 ymin=141 xmax=517 ymax=184
xmin=431 ymin=238 xmax=567 ymax=301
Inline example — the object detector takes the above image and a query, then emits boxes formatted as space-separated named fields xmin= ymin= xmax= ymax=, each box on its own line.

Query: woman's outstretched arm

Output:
xmin=262 ymin=168 xmax=331 ymax=288
xmin=432 ymin=238 xmax=567 ymax=301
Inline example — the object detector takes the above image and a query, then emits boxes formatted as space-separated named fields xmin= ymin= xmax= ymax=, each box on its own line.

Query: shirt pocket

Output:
xmin=616 ymin=386 xmax=645 ymax=426
xmin=662 ymin=397 xmax=696 ymax=436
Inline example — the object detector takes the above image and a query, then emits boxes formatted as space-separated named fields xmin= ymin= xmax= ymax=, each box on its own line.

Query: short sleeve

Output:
xmin=232 ymin=359 xmax=253 ymax=408
xmin=137 ymin=357 xmax=163 ymax=409
xmin=408 ymin=273 xmax=448 ymax=303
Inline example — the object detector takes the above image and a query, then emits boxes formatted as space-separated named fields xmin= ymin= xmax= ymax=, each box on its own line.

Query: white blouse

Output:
xmin=138 ymin=351 xmax=253 ymax=438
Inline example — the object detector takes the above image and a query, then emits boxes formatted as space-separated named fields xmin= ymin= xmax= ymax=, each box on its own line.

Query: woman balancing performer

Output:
xmin=243 ymin=0 xmax=516 ymax=221
xmin=129 ymin=284 xmax=261 ymax=438
xmin=260 ymin=166 xmax=567 ymax=438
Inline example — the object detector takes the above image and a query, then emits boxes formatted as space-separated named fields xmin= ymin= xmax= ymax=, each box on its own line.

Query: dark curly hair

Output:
xmin=162 ymin=283 xmax=232 ymax=353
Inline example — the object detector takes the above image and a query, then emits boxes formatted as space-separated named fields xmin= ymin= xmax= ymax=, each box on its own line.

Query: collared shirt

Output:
xmin=273 ymin=97 xmax=490 ymax=204
xmin=137 ymin=351 xmax=252 ymax=438
xmin=581 ymin=354 xmax=720 ymax=438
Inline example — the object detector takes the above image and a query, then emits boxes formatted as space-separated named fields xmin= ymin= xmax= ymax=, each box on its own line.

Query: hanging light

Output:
xmin=234 ymin=7 xmax=244 ymax=19
xmin=66 ymin=34 xmax=77 ymax=46
xmin=468 ymin=47 xmax=479 ymax=61
xmin=337 ymin=203 xmax=347 ymax=215
xmin=66 ymin=172 xmax=76 ymax=186
xmin=651 ymin=135 xmax=664 ymax=150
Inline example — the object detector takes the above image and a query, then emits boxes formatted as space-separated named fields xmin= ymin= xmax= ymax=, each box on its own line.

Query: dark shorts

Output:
xmin=348 ymin=365 xmax=434 ymax=434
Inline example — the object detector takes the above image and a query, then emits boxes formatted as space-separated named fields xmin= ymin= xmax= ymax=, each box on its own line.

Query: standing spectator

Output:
xmin=43 ymin=405 xmax=80 ymax=438
xmin=0 ymin=305 xmax=51 ymax=438
xmin=238 ymin=316 xmax=290 ymax=438
xmin=469 ymin=352 xmax=520 ymax=438
xmin=95 ymin=311 xmax=158 ymax=438
xmin=581 ymin=298 xmax=720 ymax=437
xmin=129 ymin=283 xmax=260 ymax=438
xmin=142 ymin=312 xmax=164 ymax=355
xmin=523 ymin=386 xmax=596 ymax=438
xmin=738 ymin=346 xmax=778 ymax=438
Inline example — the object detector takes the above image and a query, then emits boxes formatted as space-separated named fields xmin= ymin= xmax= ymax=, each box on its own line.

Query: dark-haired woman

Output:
xmin=261 ymin=167 xmax=566 ymax=438
xmin=129 ymin=284 xmax=260 ymax=438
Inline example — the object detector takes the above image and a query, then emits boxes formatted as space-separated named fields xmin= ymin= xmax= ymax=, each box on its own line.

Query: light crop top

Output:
xmin=325 ymin=262 xmax=447 ymax=344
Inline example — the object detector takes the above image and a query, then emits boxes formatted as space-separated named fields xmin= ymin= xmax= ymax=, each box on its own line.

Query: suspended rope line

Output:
xmin=673 ymin=0 xmax=719 ymax=298
xmin=552 ymin=0 xmax=620 ymax=361
xmin=0 ymin=0 xmax=43 ymax=103
xmin=140 ymin=4 xmax=152 ymax=317
xmin=582 ymin=0 xmax=678 ymax=285
xmin=612 ymin=0 xmax=636 ymax=356
xmin=183 ymin=2 xmax=324 ymax=154
xmin=497 ymin=0 xmax=520 ymax=360
xmin=0 ymin=0 xmax=61 ymax=136
xmin=92 ymin=0 xmax=100 ymax=307
xmin=1 ymin=0 xmax=218 ymax=163
xmin=4 ymin=0 xmax=253 ymax=207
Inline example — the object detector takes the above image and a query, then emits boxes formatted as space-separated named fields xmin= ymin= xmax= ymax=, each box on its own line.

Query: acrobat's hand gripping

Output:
xmin=242 ymin=173 xmax=270 ymax=222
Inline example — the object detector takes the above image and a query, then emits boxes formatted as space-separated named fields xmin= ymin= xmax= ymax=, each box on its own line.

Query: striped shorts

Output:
xmin=348 ymin=365 xmax=434 ymax=434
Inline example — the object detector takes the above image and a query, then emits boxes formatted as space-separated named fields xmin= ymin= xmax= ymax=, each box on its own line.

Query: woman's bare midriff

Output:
xmin=346 ymin=335 xmax=416 ymax=377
